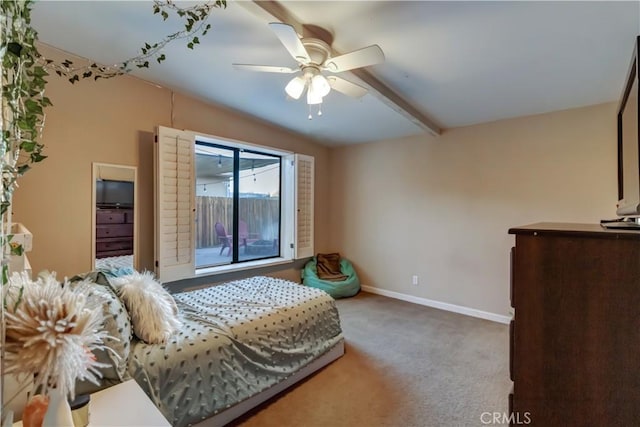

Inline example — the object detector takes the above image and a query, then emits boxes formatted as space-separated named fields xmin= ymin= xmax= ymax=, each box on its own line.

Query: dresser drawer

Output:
xmin=96 ymin=238 xmax=133 ymax=252
xmin=510 ymin=246 xmax=515 ymax=308
xmin=96 ymin=224 xmax=133 ymax=238
xmin=509 ymin=319 xmax=514 ymax=382
xmin=97 ymin=211 xmax=126 ymax=224
xmin=508 ymin=389 xmax=513 ymax=420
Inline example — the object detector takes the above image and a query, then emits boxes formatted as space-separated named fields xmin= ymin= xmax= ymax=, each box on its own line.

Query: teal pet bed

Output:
xmin=303 ymin=256 xmax=360 ymax=299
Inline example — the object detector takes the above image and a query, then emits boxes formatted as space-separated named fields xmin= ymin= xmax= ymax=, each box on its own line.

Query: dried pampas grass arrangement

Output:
xmin=3 ymin=272 xmax=111 ymax=399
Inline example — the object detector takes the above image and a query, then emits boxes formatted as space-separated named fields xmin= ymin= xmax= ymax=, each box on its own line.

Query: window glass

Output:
xmin=238 ymin=151 xmax=281 ymax=262
xmin=195 ymin=145 xmax=234 ymax=268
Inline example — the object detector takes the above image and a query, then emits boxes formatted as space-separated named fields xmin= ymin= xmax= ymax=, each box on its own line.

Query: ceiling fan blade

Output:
xmin=327 ymin=76 xmax=368 ymax=98
xmin=268 ymin=22 xmax=311 ymax=64
xmin=324 ymin=45 xmax=385 ymax=72
xmin=233 ymin=64 xmax=298 ymax=74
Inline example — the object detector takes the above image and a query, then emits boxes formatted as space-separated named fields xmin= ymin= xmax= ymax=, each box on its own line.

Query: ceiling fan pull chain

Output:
xmin=308 ymin=104 xmax=313 ymax=120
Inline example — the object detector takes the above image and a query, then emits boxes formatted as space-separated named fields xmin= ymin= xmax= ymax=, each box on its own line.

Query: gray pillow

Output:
xmin=68 ymin=271 xmax=132 ymax=391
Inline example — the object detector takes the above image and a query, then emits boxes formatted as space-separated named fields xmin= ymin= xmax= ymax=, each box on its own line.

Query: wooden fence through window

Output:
xmin=195 ymin=196 xmax=280 ymax=248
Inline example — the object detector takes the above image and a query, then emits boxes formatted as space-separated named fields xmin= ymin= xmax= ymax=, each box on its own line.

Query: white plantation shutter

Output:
xmin=154 ymin=126 xmax=195 ymax=282
xmin=294 ymin=154 xmax=314 ymax=259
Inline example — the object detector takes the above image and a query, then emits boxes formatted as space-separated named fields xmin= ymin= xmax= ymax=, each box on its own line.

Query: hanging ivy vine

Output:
xmin=1 ymin=0 xmax=226 ymax=215
xmin=1 ymin=0 xmax=226 ymax=202
xmin=0 ymin=0 xmax=226 ymax=301
xmin=45 ymin=0 xmax=226 ymax=83
xmin=1 ymin=0 xmax=49 ymax=217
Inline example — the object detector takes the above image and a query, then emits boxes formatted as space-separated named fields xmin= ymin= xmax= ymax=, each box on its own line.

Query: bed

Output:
xmin=83 ymin=273 xmax=344 ymax=427
xmin=94 ymin=254 xmax=134 ymax=271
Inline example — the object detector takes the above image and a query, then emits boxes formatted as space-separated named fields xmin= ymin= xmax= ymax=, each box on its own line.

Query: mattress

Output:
xmin=127 ymin=276 xmax=343 ymax=427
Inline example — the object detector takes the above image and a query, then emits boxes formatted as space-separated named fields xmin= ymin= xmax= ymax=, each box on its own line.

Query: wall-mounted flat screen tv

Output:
xmin=96 ymin=179 xmax=134 ymax=208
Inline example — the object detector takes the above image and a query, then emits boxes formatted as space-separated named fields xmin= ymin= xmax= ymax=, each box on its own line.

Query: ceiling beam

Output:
xmin=239 ymin=1 xmax=442 ymax=136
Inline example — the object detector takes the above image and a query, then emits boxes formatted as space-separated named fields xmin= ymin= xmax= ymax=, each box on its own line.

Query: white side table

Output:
xmin=89 ymin=380 xmax=170 ymax=426
xmin=13 ymin=380 xmax=170 ymax=427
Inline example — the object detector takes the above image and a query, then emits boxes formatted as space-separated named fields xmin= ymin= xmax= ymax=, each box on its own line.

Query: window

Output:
xmin=154 ymin=126 xmax=314 ymax=282
xmin=195 ymin=142 xmax=281 ymax=268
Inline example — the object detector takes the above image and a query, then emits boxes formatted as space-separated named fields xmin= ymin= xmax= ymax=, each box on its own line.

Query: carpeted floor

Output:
xmin=234 ymin=291 xmax=511 ymax=427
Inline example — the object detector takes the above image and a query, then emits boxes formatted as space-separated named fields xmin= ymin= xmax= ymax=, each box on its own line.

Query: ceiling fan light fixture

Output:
xmin=285 ymin=76 xmax=306 ymax=99
xmin=311 ymin=74 xmax=331 ymax=98
xmin=307 ymin=85 xmax=323 ymax=105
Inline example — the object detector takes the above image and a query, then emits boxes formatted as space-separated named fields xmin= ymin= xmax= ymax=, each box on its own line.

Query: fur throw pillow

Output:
xmin=110 ymin=271 xmax=181 ymax=344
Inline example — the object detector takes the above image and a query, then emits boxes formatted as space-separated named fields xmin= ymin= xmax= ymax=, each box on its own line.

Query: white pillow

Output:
xmin=110 ymin=271 xmax=181 ymax=344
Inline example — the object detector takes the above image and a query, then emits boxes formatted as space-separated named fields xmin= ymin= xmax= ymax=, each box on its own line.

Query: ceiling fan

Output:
xmin=233 ymin=22 xmax=385 ymax=118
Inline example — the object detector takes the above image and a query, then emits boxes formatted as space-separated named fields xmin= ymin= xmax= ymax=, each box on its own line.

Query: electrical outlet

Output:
xmin=412 ymin=275 xmax=419 ymax=286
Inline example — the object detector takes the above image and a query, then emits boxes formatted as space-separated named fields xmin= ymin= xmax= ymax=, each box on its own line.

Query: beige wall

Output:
xmin=12 ymin=45 xmax=331 ymax=280
xmin=329 ymin=103 xmax=617 ymax=316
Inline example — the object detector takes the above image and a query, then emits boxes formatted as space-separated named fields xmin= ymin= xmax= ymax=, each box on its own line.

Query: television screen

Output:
xmin=96 ymin=179 xmax=134 ymax=208
xmin=616 ymin=36 xmax=640 ymax=218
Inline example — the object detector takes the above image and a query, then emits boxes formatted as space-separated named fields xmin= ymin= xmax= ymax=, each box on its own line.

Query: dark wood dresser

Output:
xmin=508 ymin=223 xmax=640 ymax=426
xmin=96 ymin=207 xmax=133 ymax=258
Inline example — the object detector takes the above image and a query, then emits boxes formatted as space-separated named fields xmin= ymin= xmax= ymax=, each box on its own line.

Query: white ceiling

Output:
xmin=32 ymin=1 xmax=640 ymax=146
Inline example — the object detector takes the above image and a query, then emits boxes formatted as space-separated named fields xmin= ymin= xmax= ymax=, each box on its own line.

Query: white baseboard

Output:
xmin=360 ymin=285 xmax=511 ymax=324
